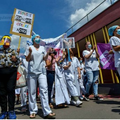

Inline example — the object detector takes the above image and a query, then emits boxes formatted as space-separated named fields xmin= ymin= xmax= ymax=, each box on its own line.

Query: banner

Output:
xmin=26 ymin=33 xmax=67 ymax=56
xmin=97 ymin=43 xmax=116 ymax=70
xmin=41 ymin=33 xmax=67 ymax=48
xmin=10 ymin=8 xmax=35 ymax=38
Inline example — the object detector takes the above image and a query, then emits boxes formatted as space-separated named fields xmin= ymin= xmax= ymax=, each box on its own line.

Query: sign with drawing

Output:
xmin=61 ymin=37 xmax=75 ymax=49
xmin=10 ymin=8 xmax=35 ymax=38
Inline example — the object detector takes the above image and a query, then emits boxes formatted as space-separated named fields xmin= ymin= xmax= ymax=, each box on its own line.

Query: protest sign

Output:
xmin=10 ymin=8 xmax=35 ymax=38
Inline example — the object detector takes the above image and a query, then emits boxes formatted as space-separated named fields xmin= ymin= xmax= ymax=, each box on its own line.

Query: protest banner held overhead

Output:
xmin=26 ymin=33 xmax=67 ymax=57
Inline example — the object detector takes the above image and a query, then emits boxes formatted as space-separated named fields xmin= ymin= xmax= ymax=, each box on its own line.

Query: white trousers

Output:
xmin=65 ymin=73 xmax=79 ymax=97
xmin=27 ymin=73 xmax=52 ymax=116
xmin=20 ymin=86 xmax=28 ymax=107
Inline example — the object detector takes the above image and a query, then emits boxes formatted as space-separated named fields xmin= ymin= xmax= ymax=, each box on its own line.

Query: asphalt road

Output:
xmin=11 ymin=96 xmax=120 ymax=119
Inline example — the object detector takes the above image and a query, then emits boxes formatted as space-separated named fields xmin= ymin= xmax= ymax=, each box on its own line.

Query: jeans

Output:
xmin=0 ymin=67 xmax=17 ymax=112
xmin=47 ymin=70 xmax=55 ymax=104
xmin=86 ymin=70 xmax=99 ymax=96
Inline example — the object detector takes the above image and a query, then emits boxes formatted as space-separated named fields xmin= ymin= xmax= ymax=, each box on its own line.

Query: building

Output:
xmin=66 ymin=0 xmax=120 ymax=94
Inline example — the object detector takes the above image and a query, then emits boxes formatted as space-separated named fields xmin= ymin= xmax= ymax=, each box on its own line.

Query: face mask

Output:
xmin=34 ymin=38 xmax=40 ymax=44
xmin=88 ymin=44 xmax=92 ymax=49
xmin=80 ymin=60 xmax=82 ymax=63
xmin=117 ymin=29 xmax=120 ymax=35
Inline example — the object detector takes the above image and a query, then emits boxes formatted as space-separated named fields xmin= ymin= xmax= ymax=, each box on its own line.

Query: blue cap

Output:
xmin=31 ymin=34 xmax=40 ymax=43
xmin=108 ymin=25 xmax=118 ymax=36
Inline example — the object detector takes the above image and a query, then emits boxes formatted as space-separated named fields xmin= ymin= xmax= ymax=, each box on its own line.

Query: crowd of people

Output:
xmin=0 ymin=25 xmax=120 ymax=119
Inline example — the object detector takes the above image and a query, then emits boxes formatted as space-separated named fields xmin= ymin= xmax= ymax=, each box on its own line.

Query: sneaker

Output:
xmin=94 ymin=96 xmax=103 ymax=100
xmin=79 ymin=96 xmax=84 ymax=101
xmin=70 ymin=100 xmax=76 ymax=105
xmin=0 ymin=112 xmax=8 ymax=119
xmin=84 ymin=94 xmax=89 ymax=101
xmin=76 ymin=100 xmax=83 ymax=106
xmin=8 ymin=111 xmax=17 ymax=119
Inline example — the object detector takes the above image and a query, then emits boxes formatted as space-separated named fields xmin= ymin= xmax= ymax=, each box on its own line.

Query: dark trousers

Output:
xmin=47 ymin=70 xmax=55 ymax=104
xmin=0 ymin=67 xmax=17 ymax=112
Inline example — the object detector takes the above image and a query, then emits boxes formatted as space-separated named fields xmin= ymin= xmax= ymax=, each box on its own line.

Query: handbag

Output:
xmin=16 ymin=65 xmax=27 ymax=88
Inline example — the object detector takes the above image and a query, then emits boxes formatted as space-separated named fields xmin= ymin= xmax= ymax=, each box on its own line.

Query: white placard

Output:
xmin=14 ymin=9 xmax=34 ymax=24
xmin=12 ymin=21 xmax=32 ymax=36
xmin=10 ymin=8 xmax=34 ymax=38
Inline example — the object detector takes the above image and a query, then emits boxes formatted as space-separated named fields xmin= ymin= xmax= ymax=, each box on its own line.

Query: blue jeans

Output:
xmin=86 ymin=70 xmax=99 ymax=96
xmin=47 ymin=70 xmax=55 ymax=104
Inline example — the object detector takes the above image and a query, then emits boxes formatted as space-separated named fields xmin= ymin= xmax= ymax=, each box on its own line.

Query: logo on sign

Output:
xmin=100 ymin=50 xmax=112 ymax=66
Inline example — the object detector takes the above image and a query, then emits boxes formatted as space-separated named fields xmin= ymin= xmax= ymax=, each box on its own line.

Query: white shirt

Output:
xmin=83 ymin=49 xmax=99 ymax=71
xmin=24 ymin=45 xmax=46 ymax=75
xmin=80 ymin=63 xmax=85 ymax=75
xmin=109 ymin=36 xmax=120 ymax=68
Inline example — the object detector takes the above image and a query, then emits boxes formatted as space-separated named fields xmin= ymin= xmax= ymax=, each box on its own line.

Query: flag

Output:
xmin=97 ymin=43 xmax=116 ymax=70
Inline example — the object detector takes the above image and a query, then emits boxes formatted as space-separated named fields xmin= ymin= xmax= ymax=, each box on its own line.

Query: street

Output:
xmin=12 ymin=95 xmax=120 ymax=119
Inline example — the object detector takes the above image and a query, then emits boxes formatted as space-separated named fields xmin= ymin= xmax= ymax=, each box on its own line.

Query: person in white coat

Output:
xmin=78 ymin=57 xmax=86 ymax=100
xmin=62 ymin=49 xmax=82 ymax=107
xmin=108 ymin=25 xmax=120 ymax=76
xmin=54 ymin=56 xmax=70 ymax=108
xmin=70 ymin=49 xmax=81 ymax=97
xmin=24 ymin=34 xmax=55 ymax=119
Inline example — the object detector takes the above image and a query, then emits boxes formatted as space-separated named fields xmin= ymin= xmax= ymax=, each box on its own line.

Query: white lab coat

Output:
xmin=72 ymin=57 xmax=80 ymax=96
xmin=55 ymin=63 xmax=70 ymax=105
xmin=62 ymin=58 xmax=78 ymax=96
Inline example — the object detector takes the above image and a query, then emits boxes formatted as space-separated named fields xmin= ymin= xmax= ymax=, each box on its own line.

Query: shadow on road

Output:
xmin=14 ymin=105 xmax=44 ymax=118
xmin=94 ymin=100 xmax=120 ymax=114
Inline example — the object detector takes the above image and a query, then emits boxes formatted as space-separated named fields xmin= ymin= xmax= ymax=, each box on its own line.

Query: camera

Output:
xmin=49 ymin=50 xmax=57 ymax=55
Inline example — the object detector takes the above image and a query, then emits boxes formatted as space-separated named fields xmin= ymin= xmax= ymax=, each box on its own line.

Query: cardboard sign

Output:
xmin=10 ymin=8 xmax=35 ymax=38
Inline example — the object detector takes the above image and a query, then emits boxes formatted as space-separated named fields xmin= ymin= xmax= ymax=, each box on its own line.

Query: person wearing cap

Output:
xmin=24 ymin=34 xmax=55 ymax=119
xmin=0 ymin=35 xmax=20 ymax=119
xmin=108 ymin=25 xmax=120 ymax=76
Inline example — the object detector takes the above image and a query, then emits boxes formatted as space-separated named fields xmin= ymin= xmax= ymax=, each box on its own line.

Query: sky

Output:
xmin=0 ymin=0 xmax=118 ymax=53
